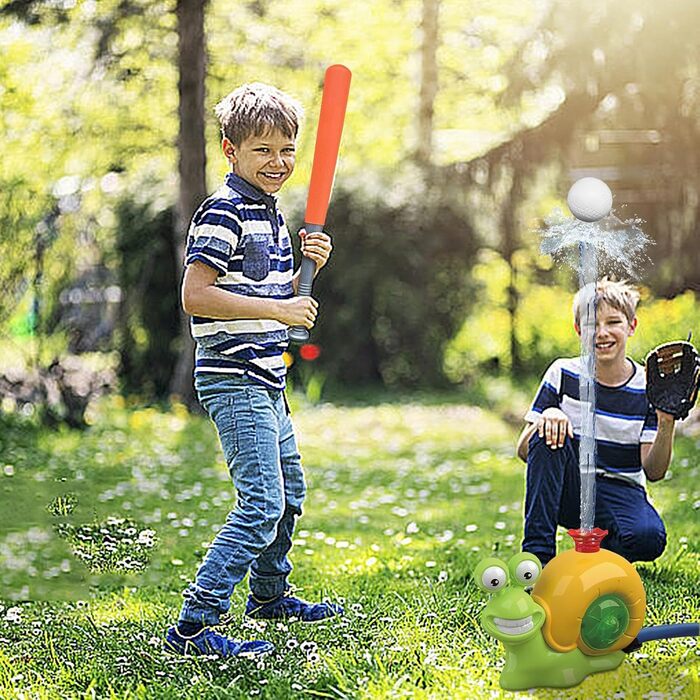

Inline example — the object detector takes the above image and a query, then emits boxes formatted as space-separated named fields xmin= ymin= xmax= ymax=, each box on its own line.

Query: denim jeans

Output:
xmin=522 ymin=434 xmax=666 ymax=566
xmin=179 ymin=374 xmax=306 ymax=626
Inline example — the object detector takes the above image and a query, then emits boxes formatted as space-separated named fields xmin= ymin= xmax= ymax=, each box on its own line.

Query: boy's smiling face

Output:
xmin=577 ymin=301 xmax=637 ymax=366
xmin=223 ymin=128 xmax=296 ymax=194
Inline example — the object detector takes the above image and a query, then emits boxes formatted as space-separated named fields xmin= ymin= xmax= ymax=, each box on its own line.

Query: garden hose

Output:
xmin=623 ymin=623 xmax=699 ymax=653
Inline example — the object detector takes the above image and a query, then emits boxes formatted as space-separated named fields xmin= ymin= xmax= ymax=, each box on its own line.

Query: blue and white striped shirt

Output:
xmin=185 ymin=172 xmax=294 ymax=389
xmin=525 ymin=357 xmax=658 ymax=487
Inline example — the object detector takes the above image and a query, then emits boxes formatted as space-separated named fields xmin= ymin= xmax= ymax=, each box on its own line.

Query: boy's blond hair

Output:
xmin=214 ymin=83 xmax=303 ymax=146
xmin=573 ymin=277 xmax=640 ymax=326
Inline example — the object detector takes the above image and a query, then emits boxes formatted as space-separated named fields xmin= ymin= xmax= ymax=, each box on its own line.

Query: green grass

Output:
xmin=0 ymin=393 xmax=698 ymax=699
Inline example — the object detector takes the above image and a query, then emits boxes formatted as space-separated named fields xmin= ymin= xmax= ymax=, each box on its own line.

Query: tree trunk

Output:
xmin=169 ymin=0 xmax=209 ymax=405
xmin=416 ymin=0 xmax=440 ymax=170
xmin=501 ymin=165 xmax=523 ymax=375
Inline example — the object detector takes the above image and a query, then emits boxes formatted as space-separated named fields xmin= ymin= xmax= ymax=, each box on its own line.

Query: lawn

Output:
xmin=0 ymin=392 xmax=698 ymax=699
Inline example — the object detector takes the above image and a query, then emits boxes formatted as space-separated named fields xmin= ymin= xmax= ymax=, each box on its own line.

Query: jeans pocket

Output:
xmin=205 ymin=397 xmax=239 ymax=464
xmin=242 ymin=233 xmax=272 ymax=281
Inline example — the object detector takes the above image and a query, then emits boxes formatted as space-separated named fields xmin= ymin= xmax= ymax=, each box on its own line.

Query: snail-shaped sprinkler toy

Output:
xmin=474 ymin=528 xmax=699 ymax=691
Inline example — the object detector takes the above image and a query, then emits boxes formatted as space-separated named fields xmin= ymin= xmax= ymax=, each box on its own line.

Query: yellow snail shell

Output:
xmin=531 ymin=546 xmax=645 ymax=655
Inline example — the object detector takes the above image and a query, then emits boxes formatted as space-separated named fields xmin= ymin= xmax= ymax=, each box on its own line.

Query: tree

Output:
xmin=169 ymin=0 xmax=208 ymax=403
xmin=416 ymin=0 xmax=440 ymax=169
xmin=2 ymin=0 xmax=209 ymax=406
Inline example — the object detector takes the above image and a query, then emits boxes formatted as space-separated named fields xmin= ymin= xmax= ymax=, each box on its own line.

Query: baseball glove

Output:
xmin=645 ymin=340 xmax=700 ymax=420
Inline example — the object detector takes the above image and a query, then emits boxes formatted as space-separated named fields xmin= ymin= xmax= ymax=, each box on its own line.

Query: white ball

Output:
xmin=566 ymin=177 xmax=613 ymax=222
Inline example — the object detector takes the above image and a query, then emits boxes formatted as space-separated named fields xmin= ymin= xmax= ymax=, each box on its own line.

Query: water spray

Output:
xmin=570 ymin=178 xmax=609 ymax=530
xmin=576 ymin=246 xmax=597 ymax=532
xmin=542 ymin=177 xmax=652 ymax=532
xmin=564 ymin=177 xmax=611 ymax=532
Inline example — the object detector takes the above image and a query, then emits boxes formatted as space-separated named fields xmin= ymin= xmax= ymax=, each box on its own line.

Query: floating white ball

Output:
xmin=566 ymin=177 xmax=613 ymax=222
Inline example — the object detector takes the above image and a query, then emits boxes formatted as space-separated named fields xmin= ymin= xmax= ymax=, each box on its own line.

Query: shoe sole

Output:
xmin=163 ymin=638 xmax=274 ymax=659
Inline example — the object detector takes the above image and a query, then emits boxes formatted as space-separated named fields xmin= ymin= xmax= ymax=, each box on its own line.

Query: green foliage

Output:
xmin=514 ymin=281 xmax=580 ymax=370
xmin=284 ymin=174 xmax=480 ymax=388
xmin=114 ymin=199 xmax=179 ymax=399
xmin=445 ymin=249 xmax=514 ymax=380
xmin=0 ymin=29 xmax=56 ymax=324
xmin=46 ymin=493 xmax=78 ymax=517
xmin=629 ymin=291 xmax=700 ymax=360
xmin=446 ymin=254 xmax=700 ymax=382
xmin=0 ymin=0 xmax=72 ymax=25
xmin=0 ymin=3 xmax=178 ymax=335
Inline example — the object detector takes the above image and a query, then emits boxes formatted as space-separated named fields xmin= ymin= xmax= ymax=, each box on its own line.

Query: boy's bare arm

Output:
xmin=640 ymin=412 xmax=676 ymax=482
xmin=516 ymin=408 xmax=574 ymax=461
xmin=516 ymin=423 xmax=538 ymax=461
xmin=182 ymin=261 xmax=317 ymax=328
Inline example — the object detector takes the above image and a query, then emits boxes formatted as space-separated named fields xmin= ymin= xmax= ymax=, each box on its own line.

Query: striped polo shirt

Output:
xmin=184 ymin=172 xmax=294 ymax=389
xmin=525 ymin=357 xmax=658 ymax=487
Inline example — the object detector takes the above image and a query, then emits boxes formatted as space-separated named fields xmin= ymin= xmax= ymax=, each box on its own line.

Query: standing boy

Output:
xmin=165 ymin=83 xmax=342 ymax=658
xmin=516 ymin=279 xmax=675 ymax=566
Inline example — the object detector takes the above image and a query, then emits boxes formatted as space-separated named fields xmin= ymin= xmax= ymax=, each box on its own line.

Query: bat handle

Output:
xmin=288 ymin=222 xmax=323 ymax=345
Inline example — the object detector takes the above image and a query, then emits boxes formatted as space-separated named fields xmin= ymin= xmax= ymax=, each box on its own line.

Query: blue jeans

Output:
xmin=522 ymin=434 xmax=666 ymax=566
xmin=179 ymin=374 xmax=306 ymax=626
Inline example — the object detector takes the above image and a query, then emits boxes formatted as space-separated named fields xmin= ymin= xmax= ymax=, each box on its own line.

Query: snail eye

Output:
xmin=481 ymin=566 xmax=508 ymax=591
xmin=515 ymin=559 xmax=540 ymax=585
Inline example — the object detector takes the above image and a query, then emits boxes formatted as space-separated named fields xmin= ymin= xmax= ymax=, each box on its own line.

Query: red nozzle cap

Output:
xmin=568 ymin=528 xmax=608 ymax=552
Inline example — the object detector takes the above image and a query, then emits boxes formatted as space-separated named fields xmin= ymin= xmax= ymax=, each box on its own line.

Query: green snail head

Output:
xmin=473 ymin=553 xmax=546 ymax=646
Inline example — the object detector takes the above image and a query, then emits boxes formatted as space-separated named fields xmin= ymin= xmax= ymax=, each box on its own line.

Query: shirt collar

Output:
xmin=225 ymin=171 xmax=277 ymax=207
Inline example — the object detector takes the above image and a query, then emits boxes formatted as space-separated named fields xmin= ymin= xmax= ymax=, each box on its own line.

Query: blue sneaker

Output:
xmin=164 ymin=626 xmax=274 ymax=658
xmin=245 ymin=591 xmax=343 ymax=622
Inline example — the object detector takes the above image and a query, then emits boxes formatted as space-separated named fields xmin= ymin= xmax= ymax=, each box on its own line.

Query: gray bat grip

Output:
xmin=288 ymin=222 xmax=323 ymax=344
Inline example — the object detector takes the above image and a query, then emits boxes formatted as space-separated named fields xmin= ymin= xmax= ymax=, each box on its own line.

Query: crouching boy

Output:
xmin=516 ymin=279 xmax=675 ymax=566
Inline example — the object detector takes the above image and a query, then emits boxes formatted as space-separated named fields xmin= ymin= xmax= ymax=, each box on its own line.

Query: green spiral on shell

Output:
xmin=580 ymin=594 xmax=630 ymax=650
